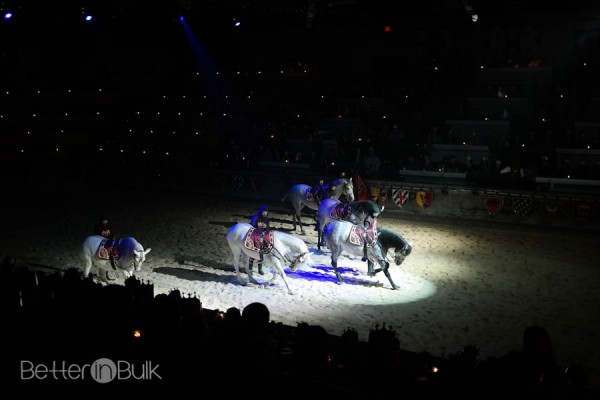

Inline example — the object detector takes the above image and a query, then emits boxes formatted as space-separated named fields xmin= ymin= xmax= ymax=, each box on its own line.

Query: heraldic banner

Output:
xmin=484 ymin=195 xmax=504 ymax=216
xmin=392 ymin=189 xmax=409 ymax=208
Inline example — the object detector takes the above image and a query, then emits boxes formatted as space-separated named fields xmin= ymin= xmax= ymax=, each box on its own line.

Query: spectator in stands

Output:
xmin=538 ymin=155 xmax=553 ymax=177
xmin=405 ymin=155 xmax=421 ymax=171
xmin=591 ymin=161 xmax=600 ymax=180
xmin=362 ymin=146 xmax=381 ymax=178
xmin=421 ymin=155 xmax=434 ymax=171
xmin=240 ymin=302 xmax=277 ymax=373
xmin=442 ymin=155 xmax=460 ymax=173
xmin=495 ymin=159 xmax=511 ymax=175
xmin=528 ymin=55 xmax=542 ymax=68
xmin=352 ymin=148 xmax=363 ymax=175
xmin=572 ymin=161 xmax=590 ymax=180
xmin=480 ymin=156 xmax=491 ymax=175
xmin=501 ymin=325 xmax=563 ymax=394
xmin=465 ymin=156 xmax=475 ymax=173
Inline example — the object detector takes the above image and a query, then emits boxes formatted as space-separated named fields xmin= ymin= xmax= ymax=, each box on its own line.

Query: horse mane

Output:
xmin=377 ymin=228 xmax=400 ymax=244
xmin=277 ymin=230 xmax=308 ymax=251
xmin=376 ymin=227 xmax=410 ymax=253
xmin=350 ymin=200 xmax=381 ymax=216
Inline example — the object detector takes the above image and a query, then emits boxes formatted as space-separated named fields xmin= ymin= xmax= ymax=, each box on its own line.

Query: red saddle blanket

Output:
xmin=329 ymin=203 xmax=351 ymax=220
xmin=97 ymin=239 xmax=120 ymax=260
xmin=244 ymin=228 xmax=274 ymax=253
xmin=349 ymin=220 xmax=378 ymax=248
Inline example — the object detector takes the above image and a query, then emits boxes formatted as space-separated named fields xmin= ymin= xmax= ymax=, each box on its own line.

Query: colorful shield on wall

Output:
xmin=513 ymin=197 xmax=533 ymax=216
xmin=392 ymin=189 xmax=409 ymax=208
xmin=541 ymin=199 xmax=559 ymax=216
xmin=484 ymin=195 xmax=504 ymax=215
xmin=416 ymin=191 xmax=433 ymax=209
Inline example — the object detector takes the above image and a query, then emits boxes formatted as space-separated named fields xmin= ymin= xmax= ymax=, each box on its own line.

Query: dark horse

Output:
xmin=281 ymin=178 xmax=354 ymax=234
xmin=317 ymin=198 xmax=384 ymax=251
xmin=367 ymin=227 xmax=412 ymax=276
xmin=322 ymin=219 xmax=399 ymax=289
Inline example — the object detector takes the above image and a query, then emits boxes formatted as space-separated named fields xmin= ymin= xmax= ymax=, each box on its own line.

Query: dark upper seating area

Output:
xmin=1 ymin=1 xmax=600 ymax=194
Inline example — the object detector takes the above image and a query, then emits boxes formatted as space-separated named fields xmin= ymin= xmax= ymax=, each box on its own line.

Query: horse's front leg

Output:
xmin=242 ymin=252 xmax=260 ymax=285
xmin=265 ymin=259 xmax=294 ymax=295
xmin=247 ymin=254 xmax=260 ymax=285
xmin=82 ymin=256 xmax=92 ymax=279
xmin=381 ymin=261 xmax=399 ymax=290
xmin=234 ymin=251 xmax=248 ymax=286
xmin=331 ymin=255 xmax=343 ymax=284
xmin=297 ymin=213 xmax=305 ymax=235
xmin=317 ymin=230 xmax=322 ymax=251
xmin=98 ymin=267 xmax=110 ymax=283
xmin=291 ymin=212 xmax=297 ymax=232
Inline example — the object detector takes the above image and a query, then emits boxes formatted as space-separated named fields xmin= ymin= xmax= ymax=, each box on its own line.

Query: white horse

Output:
xmin=281 ymin=178 xmax=354 ymax=234
xmin=317 ymin=198 xmax=384 ymax=250
xmin=226 ymin=223 xmax=312 ymax=295
xmin=81 ymin=235 xmax=151 ymax=283
xmin=322 ymin=220 xmax=399 ymax=290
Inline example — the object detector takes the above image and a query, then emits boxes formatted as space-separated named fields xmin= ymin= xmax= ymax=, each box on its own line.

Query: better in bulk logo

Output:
xmin=20 ymin=357 xmax=162 ymax=383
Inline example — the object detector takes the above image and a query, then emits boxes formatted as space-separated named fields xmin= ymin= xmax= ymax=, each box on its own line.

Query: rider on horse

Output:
xmin=310 ymin=178 xmax=326 ymax=231
xmin=310 ymin=177 xmax=326 ymax=205
xmin=93 ymin=216 xmax=115 ymax=240
xmin=361 ymin=212 xmax=378 ymax=262
xmin=249 ymin=206 xmax=270 ymax=275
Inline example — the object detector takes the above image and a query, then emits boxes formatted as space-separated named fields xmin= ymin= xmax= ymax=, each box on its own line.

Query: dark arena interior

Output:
xmin=1 ymin=0 xmax=600 ymax=396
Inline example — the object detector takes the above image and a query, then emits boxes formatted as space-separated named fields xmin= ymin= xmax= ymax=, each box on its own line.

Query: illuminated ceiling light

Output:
xmin=4 ymin=12 xmax=13 ymax=20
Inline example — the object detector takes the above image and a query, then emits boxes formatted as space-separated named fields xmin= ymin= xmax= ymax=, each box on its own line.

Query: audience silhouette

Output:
xmin=1 ymin=263 xmax=594 ymax=396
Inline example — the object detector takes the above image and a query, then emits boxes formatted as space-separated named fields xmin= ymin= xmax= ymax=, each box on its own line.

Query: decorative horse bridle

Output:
xmin=110 ymin=251 xmax=142 ymax=272
xmin=110 ymin=256 xmax=135 ymax=272
xmin=287 ymin=251 xmax=308 ymax=268
xmin=342 ymin=181 xmax=354 ymax=200
xmin=383 ymin=244 xmax=410 ymax=264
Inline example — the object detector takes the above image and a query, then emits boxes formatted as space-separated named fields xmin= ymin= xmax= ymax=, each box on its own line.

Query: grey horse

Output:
xmin=281 ymin=177 xmax=354 ymax=234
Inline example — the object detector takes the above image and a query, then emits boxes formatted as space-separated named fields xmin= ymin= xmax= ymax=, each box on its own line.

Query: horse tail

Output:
xmin=281 ymin=190 xmax=289 ymax=202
